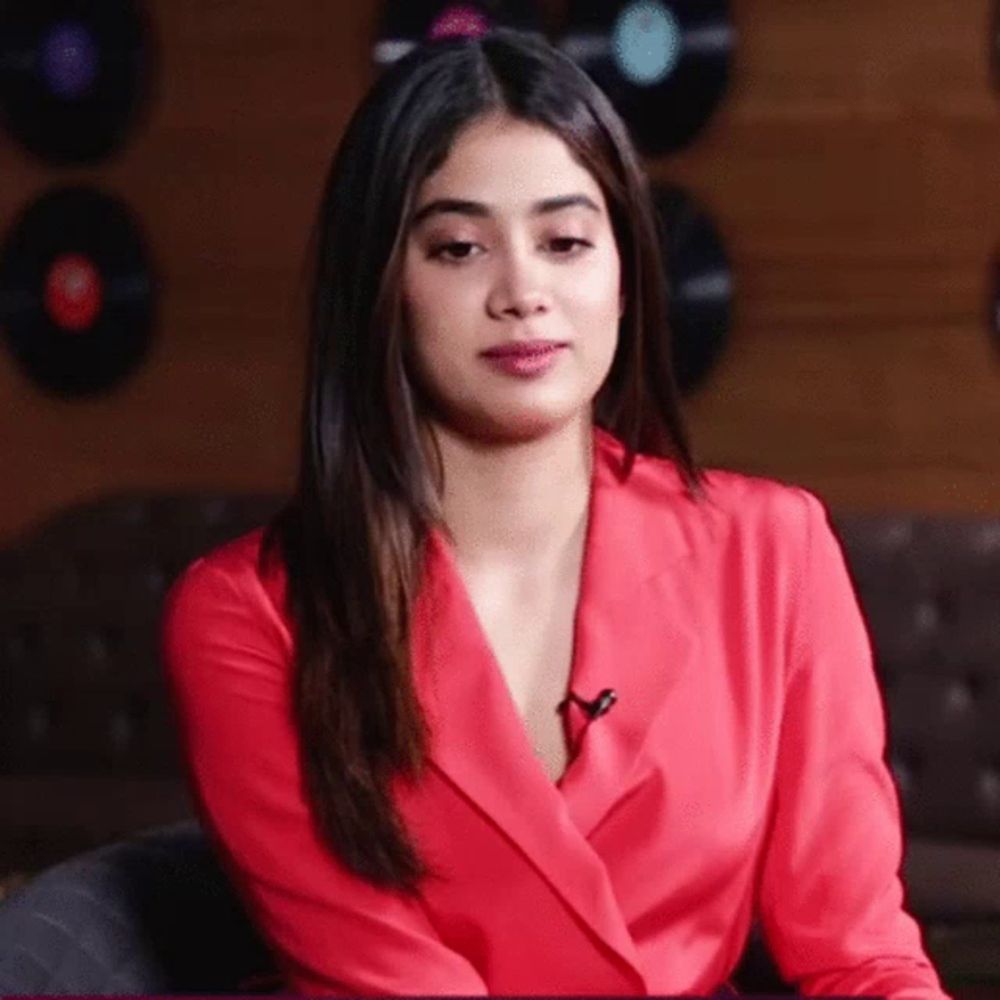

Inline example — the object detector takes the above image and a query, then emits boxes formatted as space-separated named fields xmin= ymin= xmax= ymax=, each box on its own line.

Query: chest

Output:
xmin=460 ymin=570 xmax=580 ymax=784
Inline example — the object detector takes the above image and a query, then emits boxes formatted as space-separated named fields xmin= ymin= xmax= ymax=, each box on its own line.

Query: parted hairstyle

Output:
xmin=259 ymin=25 xmax=709 ymax=894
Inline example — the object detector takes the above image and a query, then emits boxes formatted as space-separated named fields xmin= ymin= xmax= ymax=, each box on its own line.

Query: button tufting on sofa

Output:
xmin=0 ymin=491 xmax=998 ymax=995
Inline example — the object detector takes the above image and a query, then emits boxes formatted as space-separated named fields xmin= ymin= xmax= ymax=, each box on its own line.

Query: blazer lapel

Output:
xmin=556 ymin=428 xmax=704 ymax=838
xmin=408 ymin=426 xmax=705 ymax=988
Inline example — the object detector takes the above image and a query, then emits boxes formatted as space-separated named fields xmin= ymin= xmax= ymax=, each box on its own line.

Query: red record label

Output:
xmin=0 ymin=185 xmax=155 ymax=397
xmin=428 ymin=6 xmax=492 ymax=39
xmin=44 ymin=252 xmax=104 ymax=331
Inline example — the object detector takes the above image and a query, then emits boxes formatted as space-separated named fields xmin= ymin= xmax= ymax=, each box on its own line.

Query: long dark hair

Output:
xmin=260 ymin=26 xmax=709 ymax=895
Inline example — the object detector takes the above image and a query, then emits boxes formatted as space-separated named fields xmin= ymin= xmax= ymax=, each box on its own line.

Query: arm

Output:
xmin=756 ymin=488 xmax=951 ymax=1000
xmin=160 ymin=554 xmax=489 ymax=997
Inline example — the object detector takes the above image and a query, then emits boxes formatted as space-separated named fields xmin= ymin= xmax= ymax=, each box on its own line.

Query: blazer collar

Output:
xmin=409 ymin=425 xmax=704 ymax=989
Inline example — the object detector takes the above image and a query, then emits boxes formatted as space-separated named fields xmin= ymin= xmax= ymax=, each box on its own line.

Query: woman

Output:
xmin=161 ymin=27 xmax=950 ymax=998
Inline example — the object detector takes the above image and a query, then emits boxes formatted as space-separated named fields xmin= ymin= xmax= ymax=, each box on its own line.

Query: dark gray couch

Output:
xmin=1 ymin=492 xmax=998 ymax=995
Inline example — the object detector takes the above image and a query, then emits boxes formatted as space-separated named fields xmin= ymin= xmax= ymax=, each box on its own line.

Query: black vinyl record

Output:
xmin=652 ymin=183 xmax=733 ymax=395
xmin=0 ymin=0 xmax=154 ymax=165
xmin=373 ymin=0 xmax=545 ymax=68
xmin=0 ymin=186 xmax=155 ymax=397
xmin=558 ymin=0 xmax=733 ymax=156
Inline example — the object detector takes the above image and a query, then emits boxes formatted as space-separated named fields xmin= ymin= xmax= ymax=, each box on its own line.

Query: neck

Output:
xmin=429 ymin=414 xmax=594 ymax=581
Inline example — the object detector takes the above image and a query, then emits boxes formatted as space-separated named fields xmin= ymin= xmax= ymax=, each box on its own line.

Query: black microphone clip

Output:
xmin=562 ymin=687 xmax=618 ymax=719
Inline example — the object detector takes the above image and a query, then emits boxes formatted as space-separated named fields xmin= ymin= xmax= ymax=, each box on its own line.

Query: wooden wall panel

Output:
xmin=1 ymin=0 xmax=997 ymax=544
xmin=665 ymin=0 xmax=1000 ymax=512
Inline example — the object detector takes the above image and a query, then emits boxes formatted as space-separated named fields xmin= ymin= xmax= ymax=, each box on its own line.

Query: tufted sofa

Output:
xmin=0 ymin=491 xmax=998 ymax=995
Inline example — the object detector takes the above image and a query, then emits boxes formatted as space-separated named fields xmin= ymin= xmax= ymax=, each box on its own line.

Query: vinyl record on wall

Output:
xmin=557 ymin=0 xmax=734 ymax=156
xmin=652 ymin=182 xmax=733 ymax=395
xmin=373 ymin=0 xmax=545 ymax=68
xmin=0 ymin=186 xmax=156 ymax=397
xmin=0 ymin=0 xmax=154 ymax=165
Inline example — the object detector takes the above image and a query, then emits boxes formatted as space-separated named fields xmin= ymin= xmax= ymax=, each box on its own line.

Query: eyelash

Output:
xmin=428 ymin=237 xmax=593 ymax=264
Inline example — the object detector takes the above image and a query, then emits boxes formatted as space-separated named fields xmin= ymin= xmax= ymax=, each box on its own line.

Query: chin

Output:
xmin=485 ymin=403 xmax=591 ymax=441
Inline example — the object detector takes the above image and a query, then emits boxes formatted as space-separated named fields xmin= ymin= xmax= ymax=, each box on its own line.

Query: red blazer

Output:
xmin=161 ymin=425 xmax=949 ymax=998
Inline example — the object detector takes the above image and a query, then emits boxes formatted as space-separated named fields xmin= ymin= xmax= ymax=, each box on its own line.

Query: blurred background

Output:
xmin=1 ymin=0 xmax=998 ymax=996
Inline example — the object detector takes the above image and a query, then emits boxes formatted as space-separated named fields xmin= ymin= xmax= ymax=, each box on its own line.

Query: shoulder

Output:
xmin=699 ymin=464 xmax=825 ymax=539
xmin=595 ymin=426 xmax=825 ymax=547
xmin=161 ymin=524 xmax=291 ymax=654
xmin=165 ymin=525 xmax=267 ymax=601
xmin=636 ymin=447 xmax=826 ymax=555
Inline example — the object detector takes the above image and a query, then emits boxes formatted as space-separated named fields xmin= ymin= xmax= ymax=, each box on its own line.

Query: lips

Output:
xmin=481 ymin=341 xmax=567 ymax=358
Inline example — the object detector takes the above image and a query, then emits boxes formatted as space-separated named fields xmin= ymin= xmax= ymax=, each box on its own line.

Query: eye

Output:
xmin=428 ymin=241 xmax=480 ymax=263
xmin=549 ymin=237 xmax=592 ymax=256
xmin=427 ymin=237 xmax=593 ymax=264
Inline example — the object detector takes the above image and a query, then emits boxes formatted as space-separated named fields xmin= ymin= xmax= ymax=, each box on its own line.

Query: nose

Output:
xmin=494 ymin=289 xmax=548 ymax=319
xmin=487 ymin=252 xmax=551 ymax=319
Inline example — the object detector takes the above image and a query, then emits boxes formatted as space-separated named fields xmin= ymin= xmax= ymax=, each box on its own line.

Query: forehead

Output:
xmin=409 ymin=117 xmax=607 ymax=225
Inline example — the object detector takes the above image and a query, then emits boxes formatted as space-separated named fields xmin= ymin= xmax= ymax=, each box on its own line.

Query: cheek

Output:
xmin=405 ymin=305 xmax=464 ymax=369
xmin=570 ymin=245 xmax=621 ymax=310
xmin=400 ymin=275 xmax=465 ymax=383
xmin=402 ymin=261 xmax=472 ymax=336
xmin=569 ymin=277 xmax=622 ymax=345
xmin=601 ymin=246 xmax=624 ymax=304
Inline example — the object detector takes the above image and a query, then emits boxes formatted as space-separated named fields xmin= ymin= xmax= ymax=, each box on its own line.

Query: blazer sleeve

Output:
xmin=755 ymin=488 xmax=952 ymax=1000
xmin=160 ymin=554 xmax=489 ymax=997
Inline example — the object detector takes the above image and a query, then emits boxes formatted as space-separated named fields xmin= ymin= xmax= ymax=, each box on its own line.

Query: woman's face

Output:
xmin=401 ymin=113 xmax=623 ymax=445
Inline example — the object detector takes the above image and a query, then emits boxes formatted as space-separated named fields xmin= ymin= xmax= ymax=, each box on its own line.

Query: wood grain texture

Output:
xmin=1 ymin=0 xmax=997 ymax=543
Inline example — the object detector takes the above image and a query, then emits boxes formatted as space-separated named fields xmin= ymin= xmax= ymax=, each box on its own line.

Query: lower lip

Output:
xmin=481 ymin=345 xmax=567 ymax=376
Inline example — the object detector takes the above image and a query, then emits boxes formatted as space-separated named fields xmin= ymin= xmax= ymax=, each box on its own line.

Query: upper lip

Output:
xmin=481 ymin=339 xmax=568 ymax=357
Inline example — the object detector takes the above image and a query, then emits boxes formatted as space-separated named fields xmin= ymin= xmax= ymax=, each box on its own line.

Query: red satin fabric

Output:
xmin=161 ymin=425 xmax=950 ymax=998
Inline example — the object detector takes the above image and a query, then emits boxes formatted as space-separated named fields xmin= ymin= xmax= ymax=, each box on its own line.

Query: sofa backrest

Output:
xmin=0 ymin=494 xmax=281 ymax=873
xmin=833 ymin=513 xmax=1000 ymax=843
xmin=1 ymin=492 xmax=998 ymax=887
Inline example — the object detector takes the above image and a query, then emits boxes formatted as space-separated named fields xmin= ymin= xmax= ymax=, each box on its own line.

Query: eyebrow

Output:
xmin=409 ymin=193 xmax=602 ymax=228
